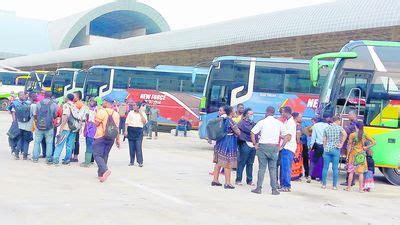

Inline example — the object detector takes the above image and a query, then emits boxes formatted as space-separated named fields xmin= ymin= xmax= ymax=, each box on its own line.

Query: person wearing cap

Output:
xmin=93 ymin=96 xmax=120 ymax=182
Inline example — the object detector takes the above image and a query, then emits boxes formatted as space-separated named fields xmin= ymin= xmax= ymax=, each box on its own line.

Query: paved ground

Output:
xmin=0 ymin=112 xmax=399 ymax=225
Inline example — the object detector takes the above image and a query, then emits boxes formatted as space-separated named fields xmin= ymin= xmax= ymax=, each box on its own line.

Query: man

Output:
xmin=32 ymin=92 xmax=58 ymax=163
xmin=341 ymin=110 xmax=358 ymax=186
xmin=147 ymin=103 xmax=160 ymax=139
xmin=71 ymin=91 xmax=84 ymax=162
xmin=302 ymin=117 xmax=318 ymax=182
xmin=175 ymin=116 xmax=188 ymax=137
xmin=233 ymin=103 xmax=245 ymax=123
xmin=118 ymin=99 xmax=128 ymax=135
xmin=279 ymin=106 xmax=297 ymax=192
xmin=250 ymin=106 xmax=289 ymax=195
xmin=52 ymin=94 xmax=78 ymax=165
xmin=93 ymin=97 xmax=120 ymax=182
xmin=309 ymin=113 xmax=331 ymax=181
xmin=9 ymin=91 xmax=34 ymax=160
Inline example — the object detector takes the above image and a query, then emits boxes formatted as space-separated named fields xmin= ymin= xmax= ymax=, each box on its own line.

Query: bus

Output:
xmin=24 ymin=71 xmax=55 ymax=93
xmin=309 ymin=40 xmax=400 ymax=185
xmin=198 ymin=56 xmax=332 ymax=139
xmin=0 ymin=70 xmax=30 ymax=110
xmin=83 ymin=65 xmax=209 ymax=128
xmin=51 ymin=68 xmax=87 ymax=102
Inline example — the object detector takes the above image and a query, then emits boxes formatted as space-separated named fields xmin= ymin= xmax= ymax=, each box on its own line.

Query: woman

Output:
xmin=321 ymin=116 xmax=347 ymax=189
xmin=291 ymin=112 xmax=303 ymax=181
xmin=235 ymin=108 xmax=256 ymax=186
xmin=211 ymin=105 xmax=240 ymax=189
xmin=124 ymin=101 xmax=147 ymax=167
xmin=345 ymin=122 xmax=376 ymax=192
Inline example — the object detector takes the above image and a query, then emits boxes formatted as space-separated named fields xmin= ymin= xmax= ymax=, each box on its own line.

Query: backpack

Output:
xmin=104 ymin=110 xmax=118 ymax=140
xmin=36 ymin=101 xmax=54 ymax=130
xmin=206 ymin=117 xmax=227 ymax=141
xmin=15 ymin=101 xmax=31 ymax=123
xmin=67 ymin=104 xmax=83 ymax=132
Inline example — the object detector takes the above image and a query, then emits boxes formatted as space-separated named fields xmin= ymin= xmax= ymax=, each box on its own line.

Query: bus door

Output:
xmin=333 ymin=70 xmax=372 ymax=125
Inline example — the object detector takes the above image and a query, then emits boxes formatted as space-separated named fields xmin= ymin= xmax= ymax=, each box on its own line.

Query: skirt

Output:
xmin=310 ymin=150 xmax=323 ymax=179
xmin=213 ymin=135 xmax=238 ymax=169
xmin=291 ymin=143 xmax=303 ymax=180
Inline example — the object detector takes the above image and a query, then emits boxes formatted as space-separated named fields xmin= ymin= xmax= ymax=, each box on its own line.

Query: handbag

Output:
xmin=7 ymin=121 xmax=20 ymax=139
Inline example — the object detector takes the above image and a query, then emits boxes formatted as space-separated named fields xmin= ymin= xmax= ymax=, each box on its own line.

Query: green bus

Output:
xmin=310 ymin=40 xmax=400 ymax=185
xmin=51 ymin=68 xmax=86 ymax=103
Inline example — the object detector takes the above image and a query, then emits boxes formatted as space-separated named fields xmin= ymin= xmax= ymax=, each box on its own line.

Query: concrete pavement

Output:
xmin=0 ymin=112 xmax=399 ymax=225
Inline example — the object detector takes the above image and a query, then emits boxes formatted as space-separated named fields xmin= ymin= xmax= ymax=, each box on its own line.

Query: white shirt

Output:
xmin=251 ymin=116 xmax=287 ymax=145
xmin=126 ymin=110 xmax=148 ymax=128
xmin=283 ymin=117 xmax=297 ymax=153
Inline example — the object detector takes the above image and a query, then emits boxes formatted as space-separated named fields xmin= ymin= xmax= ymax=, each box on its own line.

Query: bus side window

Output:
xmin=284 ymin=68 xmax=310 ymax=93
xmin=254 ymin=62 xmax=284 ymax=93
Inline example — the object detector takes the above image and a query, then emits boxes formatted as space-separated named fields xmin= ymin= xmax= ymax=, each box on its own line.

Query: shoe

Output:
xmin=333 ymin=187 xmax=338 ymax=190
xmin=139 ymin=164 xmax=143 ymax=167
xmin=251 ymin=188 xmax=262 ymax=194
xmin=40 ymin=155 xmax=46 ymax=158
xmin=80 ymin=163 xmax=91 ymax=168
xmin=147 ymin=137 xmax=152 ymax=140
xmin=14 ymin=153 xmax=20 ymax=160
xmin=70 ymin=158 xmax=79 ymax=162
xmin=53 ymin=162 xmax=60 ymax=166
xmin=224 ymin=184 xmax=235 ymax=189
xmin=306 ymin=177 xmax=311 ymax=183
xmin=62 ymin=161 xmax=70 ymax=165
xmin=32 ymin=159 xmax=39 ymax=163
xmin=272 ymin=189 xmax=280 ymax=195
xmin=100 ymin=170 xmax=111 ymax=182
xmin=46 ymin=161 xmax=53 ymax=165
xmin=128 ymin=163 xmax=134 ymax=166
xmin=211 ymin=181 xmax=222 ymax=186
xmin=235 ymin=181 xmax=243 ymax=186
xmin=247 ymin=182 xmax=255 ymax=186
xmin=340 ymin=182 xmax=348 ymax=186
xmin=23 ymin=156 xmax=28 ymax=160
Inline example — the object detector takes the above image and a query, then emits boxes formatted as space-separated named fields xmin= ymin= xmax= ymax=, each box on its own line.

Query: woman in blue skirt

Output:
xmin=211 ymin=105 xmax=240 ymax=189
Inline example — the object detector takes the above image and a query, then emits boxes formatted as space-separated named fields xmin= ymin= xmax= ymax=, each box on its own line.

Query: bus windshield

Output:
xmin=84 ymin=68 xmax=111 ymax=99
xmin=51 ymin=70 xmax=75 ymax=98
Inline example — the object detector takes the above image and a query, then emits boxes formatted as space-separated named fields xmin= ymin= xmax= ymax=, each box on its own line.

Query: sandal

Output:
xmin=343 ymin=187 xmax=351 ymax=191
xmin=359 ymin=189 xmax=365 ymax=193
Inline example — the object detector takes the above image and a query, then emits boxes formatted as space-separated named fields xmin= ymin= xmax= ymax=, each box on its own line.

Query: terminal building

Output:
xmin=1 ymin=0 xmax=400 ymax=70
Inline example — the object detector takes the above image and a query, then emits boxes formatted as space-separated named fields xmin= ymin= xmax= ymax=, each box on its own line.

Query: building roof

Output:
xmin=0 ymin=0 xmax=169 ymax=58
xmin=2 ymin=0 xmax=400 ymax=68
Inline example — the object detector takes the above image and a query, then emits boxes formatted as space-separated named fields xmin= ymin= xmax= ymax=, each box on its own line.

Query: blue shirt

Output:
xmin=310 ymin=122 xmax=330 ymax=146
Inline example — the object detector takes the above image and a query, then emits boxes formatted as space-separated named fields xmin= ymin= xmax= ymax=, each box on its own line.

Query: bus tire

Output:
xmin=382 ymin=167 xmax=400 ymax=186
xmin=0 ymin=99 xmax=9 ymax=111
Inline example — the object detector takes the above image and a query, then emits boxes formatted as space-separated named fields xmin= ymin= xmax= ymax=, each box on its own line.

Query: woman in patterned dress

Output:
xmin=291 ymin=112 xmax=304 ymax=181
xmin=345 ymin=122 xmax=376 ymax=192
xmin=211 ymin=105 xmax=240 ymax=189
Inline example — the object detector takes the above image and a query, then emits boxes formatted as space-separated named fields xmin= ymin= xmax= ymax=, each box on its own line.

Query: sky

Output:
xmin=0 ymin=0 xmax=333 ymax=30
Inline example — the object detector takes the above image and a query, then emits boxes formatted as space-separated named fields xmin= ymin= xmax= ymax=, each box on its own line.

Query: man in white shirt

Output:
xmin=279 ymin=106 xmax=297 ymax=192
xmin=250 ymin=106 xmax=289 ymax=195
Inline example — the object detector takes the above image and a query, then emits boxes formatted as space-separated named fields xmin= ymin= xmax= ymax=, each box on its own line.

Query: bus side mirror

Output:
xmin=310 ymin=52 xmax=358 ymax=87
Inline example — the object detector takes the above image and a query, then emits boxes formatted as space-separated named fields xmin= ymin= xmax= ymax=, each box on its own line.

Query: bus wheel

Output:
xmin=0 ymin=99 xmax=9 ymax=111
xmin=382 ymin=168 xmax=400 ymax=186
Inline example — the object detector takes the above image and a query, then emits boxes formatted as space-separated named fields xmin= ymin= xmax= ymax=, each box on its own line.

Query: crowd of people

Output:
xmin=6 ymin=90 xmax=167 ymax=182
xmin=6 ymin=90 xmax=377 ymax=190
xmin=209 ymin=105 xmax=377 ymax=195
